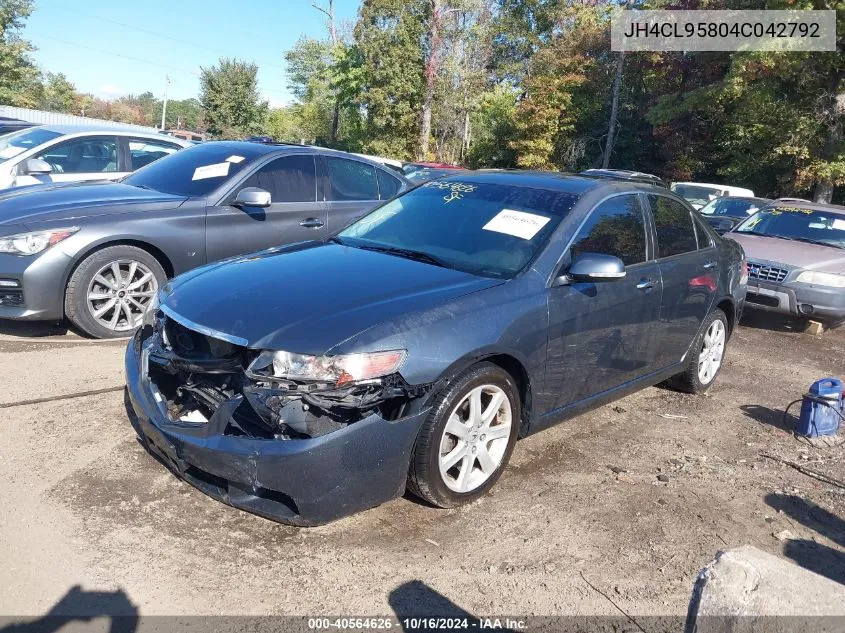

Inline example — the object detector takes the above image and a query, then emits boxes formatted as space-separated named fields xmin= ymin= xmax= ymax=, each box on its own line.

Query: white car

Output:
xmin=670 ymin=181 xmax=755 ymax=210
xmin=0 ymin=124 xmax=191 ymax=190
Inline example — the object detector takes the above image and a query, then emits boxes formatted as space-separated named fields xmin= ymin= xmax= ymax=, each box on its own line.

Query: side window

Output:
xmin=240 ymin=155 xmax=317 ymax=203
xmin=570 ymin=194 xmax=647 ymax=266
xmin=693 ymin=214 xmax=714 ymax=249
xmin=326 ymin=157 xmax=378 ymax=201
xmin=648 ymin=195 xmax=698 ymax=258
xmin=377 ymin=169 xmax=402 ymax=199
xmin=128 ymin=138 xmax=180 ymax=171
xmin=36 ymin=136 xmax=118 ymax=174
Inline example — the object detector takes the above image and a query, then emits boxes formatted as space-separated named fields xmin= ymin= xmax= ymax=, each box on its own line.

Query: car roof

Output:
xmin=35 ymin=123 xmax=170 ymax=135
xmin=439 ymin=169 xmax=669 ymax=196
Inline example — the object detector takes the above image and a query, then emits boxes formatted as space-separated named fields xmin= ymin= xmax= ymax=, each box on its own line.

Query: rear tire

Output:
xmin=407 ymin=362 xmax=520 ymax=508
xmin=65 ymin=245 xmax=166 ymax=339
xmin=669 ymin=308 xmax=729 ymax=394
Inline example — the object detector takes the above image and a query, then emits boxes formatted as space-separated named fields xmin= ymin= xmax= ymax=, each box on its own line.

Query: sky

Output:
xmin=24 ymin=0 xmax=363 ymax=107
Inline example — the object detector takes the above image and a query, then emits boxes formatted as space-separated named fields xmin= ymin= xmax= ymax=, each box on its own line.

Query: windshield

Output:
xmin=337 ymin=179 xmax=578 ymax=278
xmin=736 ymin=206 xmax=845 ymax=250
xmin=0 ymin=127 xmax=62 ymax=162
xmin=123 ymin=142 xmax=265 ymax=197
xmin=700 ymin=197 xmax=764 ymax=217
xmin=671 ymin=184 xmax=723 ymax=207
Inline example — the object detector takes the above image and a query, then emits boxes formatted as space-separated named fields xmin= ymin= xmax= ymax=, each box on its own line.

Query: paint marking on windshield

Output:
xmin=483 ymin=209 xmax=551 ymax=240
xmin=192 ymin=162 xmax=231 ymax=180
xmin=423 ymin=180 xmax=478 ymax=203
xmin=770 ymin=206 xmax=813 ymax=215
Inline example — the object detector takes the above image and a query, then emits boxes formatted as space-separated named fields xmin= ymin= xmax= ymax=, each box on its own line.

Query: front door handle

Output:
xmin=703 ymin=261 xmax=717 ymax=270
xmin=636 ymin=278 xmax=656 ymax=291
xmin=299 ymin=218 xmax=325 ymax=228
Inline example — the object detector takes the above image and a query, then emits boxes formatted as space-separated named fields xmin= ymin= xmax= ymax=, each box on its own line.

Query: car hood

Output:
xmin=728 ymin=233 xmax=845 ymax=274
xmin=163 ymin=242 xmax=505 ymax=354
xmin=0 ymin=181 xmax=186 ymax=226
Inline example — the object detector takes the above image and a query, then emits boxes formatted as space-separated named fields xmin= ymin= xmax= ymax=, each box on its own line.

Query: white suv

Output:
xmin=0 ymin=124 xmax=191 ymax=190
xmin=670 ymin=181 xmax=755 ymax=210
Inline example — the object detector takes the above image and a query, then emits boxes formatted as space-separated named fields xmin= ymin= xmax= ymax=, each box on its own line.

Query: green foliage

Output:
xmin=200 ymin=58 xmax=269 ymax=138
xmin=0 ymin=0 xmax=40 ymax=107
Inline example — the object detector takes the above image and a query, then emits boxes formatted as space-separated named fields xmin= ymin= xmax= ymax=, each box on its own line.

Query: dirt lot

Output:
xmin=1 ymin=312 xmax=843 ymax=621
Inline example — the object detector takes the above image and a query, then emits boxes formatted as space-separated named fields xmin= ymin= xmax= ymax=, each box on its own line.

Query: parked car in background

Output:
xmin=0 ymin=117 xmax=34 ymax=136
xmin=0 ymin=125 xmax=191 ymax=190
xmin=402 ymin=161 xmax=466 ymax=176
xmin=125 ymin=170 xmax=746 ymax=525
xmin=404 ymin=166 xmax=465 ymax=183
xmin=699 ymin=196 xmax=771 ymax=233
xmin=671 ymin=182 xmax=755 ymax=209
xmin=580 ymin=169 xmax=668 ymax=188
xmin=729 ymin=201 xmax=845 ymax=323
xmin=0 ymin=141 xmax=409 ymax=338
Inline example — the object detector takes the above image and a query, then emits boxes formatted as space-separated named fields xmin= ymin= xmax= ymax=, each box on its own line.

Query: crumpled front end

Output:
xmin=124 ymin=310 xmax=433 ymax=526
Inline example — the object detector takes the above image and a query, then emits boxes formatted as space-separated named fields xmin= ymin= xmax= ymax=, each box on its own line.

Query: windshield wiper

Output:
xmin=356 ymin=244 xmax=450 ymax=268
xmin=782 ymin=235 xmax=845 ymax=250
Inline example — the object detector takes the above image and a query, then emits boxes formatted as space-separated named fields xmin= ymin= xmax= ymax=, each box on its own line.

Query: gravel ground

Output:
xmin=0 ymin=311 xmax=843 ymax=621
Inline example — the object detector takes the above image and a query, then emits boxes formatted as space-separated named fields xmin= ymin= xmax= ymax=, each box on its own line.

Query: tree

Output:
xmin=39 ymin=72 xmax=78 ymax=113
xmin=199 ymin=58 xmax=269 ymax=138
xmin=354 ymin=0 xmax=427 ymax=159
xmin=0 ymin=0 xmax=40 ymax=107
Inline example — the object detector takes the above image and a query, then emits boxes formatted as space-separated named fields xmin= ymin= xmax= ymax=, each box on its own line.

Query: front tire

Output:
xmin=408 ymin=362 xmax=520 ymax=508
xmin=65 ymin=245 xmax=166 ymax=339
xmin=670 ymin=307 xmax=729 ymax=394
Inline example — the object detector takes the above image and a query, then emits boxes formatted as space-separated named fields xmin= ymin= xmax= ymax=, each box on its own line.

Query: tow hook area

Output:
xmin=139 ymin=322 xmax=433 ymax=441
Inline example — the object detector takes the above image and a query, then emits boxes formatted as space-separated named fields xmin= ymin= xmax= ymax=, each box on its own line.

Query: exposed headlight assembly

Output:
xmin=0 ymin=227 xmax=79 ymax=255
xmin=795 ymin=271 xmax=845 ymax=288
xmin=250 ymin=349 xmax=407 ymax=386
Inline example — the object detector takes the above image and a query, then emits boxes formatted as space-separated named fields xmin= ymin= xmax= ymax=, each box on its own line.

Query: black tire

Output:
xmin=65 ymin=245 xmax=166 ymax=339
xmin=669 ymin=307 xmax=729 ymax=394
xmin=408 ymin=362 xmax=521 ymax=508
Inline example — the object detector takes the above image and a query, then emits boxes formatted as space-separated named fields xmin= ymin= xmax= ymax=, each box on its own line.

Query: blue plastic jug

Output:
xmin=796 ymin=377 xmax=843 ymax=437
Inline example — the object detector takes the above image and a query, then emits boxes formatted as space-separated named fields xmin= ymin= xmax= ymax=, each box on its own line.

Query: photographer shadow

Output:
xmin=0 ymin=585 xmax=138 ymax=633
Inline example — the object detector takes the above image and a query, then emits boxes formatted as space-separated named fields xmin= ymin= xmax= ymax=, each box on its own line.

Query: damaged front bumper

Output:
xmin=124 ymin=320 xmax=432 ymax=526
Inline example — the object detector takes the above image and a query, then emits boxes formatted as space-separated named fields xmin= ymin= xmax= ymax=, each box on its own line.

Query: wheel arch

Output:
xmin=433 ymin=348 xmax=534 ymax=437
xmin=716 ymin=296 xmax=735 ymax=336
xmin=61 ymin=238 xmax=174 ymax=314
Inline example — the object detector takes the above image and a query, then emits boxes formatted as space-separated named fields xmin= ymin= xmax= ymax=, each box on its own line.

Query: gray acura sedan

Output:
xmin=0 ymin=141 xmax=408 ymax=337
xmin=125 ymin=171 xmax=747 ymax=525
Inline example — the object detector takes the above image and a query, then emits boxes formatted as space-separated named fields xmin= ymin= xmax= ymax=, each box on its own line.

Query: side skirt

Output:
xmin=526 ymin=362 xmax=686 ymax=436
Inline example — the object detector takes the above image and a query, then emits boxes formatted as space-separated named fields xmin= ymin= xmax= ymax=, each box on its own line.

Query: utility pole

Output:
xmin=313 ymin=1 xmax=339 ymax=143
xmin=160 ymin=75 xmax=170 ymax=130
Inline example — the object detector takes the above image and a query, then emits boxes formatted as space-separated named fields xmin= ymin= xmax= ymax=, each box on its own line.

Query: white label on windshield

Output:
xmin=833 ymin=219 xmax=845 ymax=230
xmin=192 ymin=162 xmax=230 ymax=180
xmin=226 ymin=155 xmax=245 ymax=163
xmin=483 ymin=209 xmax=551 ymax=240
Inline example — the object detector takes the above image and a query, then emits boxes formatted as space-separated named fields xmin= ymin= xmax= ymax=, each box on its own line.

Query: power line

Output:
xmin=36 ymin=35 xmax=292 ymax=97
xmin=51 ymin=3 xmax=287 ymax=72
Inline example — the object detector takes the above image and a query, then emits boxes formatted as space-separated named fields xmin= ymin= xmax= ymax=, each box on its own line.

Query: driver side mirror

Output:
xmin=555 ymin=253 xmax=626 ymax=286
xmin=21 ymin=158 xmax=52 ymax=175
xmin=233 ymin=187 xmax=271 ymax=208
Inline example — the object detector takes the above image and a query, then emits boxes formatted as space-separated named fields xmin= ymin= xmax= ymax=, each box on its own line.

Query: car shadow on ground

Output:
xmin=0 ymin=319 xmax=72 ymax=338
xmin=389 ymin=580 xmax=519 ymax=632
xmin=765 ymin=493 xmax=845 ymax=585
xmin=739 ymin=310 xmax=809 ymax=333
xmin=0 ymin=585 xmax=139 ymax=633
xmin=739 ymin=404 xmax=799 ymax=433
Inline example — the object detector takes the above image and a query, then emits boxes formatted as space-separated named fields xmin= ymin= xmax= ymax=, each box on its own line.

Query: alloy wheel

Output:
xmin=86 ymin=259 xmax=158 ymax=332
xmin=438 ymin=384 xmax=512 ymax=493
xmin=698 ymin=319 xmax=726 ymax=385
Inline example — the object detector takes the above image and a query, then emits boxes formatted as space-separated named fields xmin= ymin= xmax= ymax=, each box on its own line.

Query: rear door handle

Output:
xmin=703 ymin=261 xmax=717 ymax=270
xmin=299 ymin=218 xmax=325 ymax=228
xmin=636 ymin=278 xmax=656 ymax=291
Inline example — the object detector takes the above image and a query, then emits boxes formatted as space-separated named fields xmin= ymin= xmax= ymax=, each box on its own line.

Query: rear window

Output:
xmin=123 ymin=143 xmax=265 ymax=197
xmin=339 ymin=179 xmax=578 ymax=278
